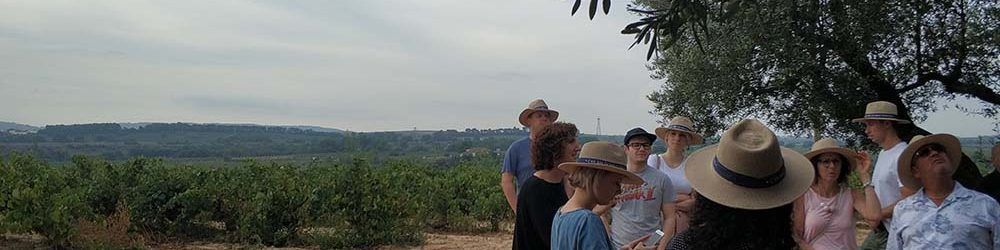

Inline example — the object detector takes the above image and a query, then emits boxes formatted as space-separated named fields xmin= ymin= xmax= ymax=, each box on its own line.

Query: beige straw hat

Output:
xmin=558 ymin=141 xmax=644 ymax=185
xmin=518 ymin=99 xmax=560 ymax=127
xmin=804 ymin=138 xmax=858 ymax=170
xmin=851 ymin=101 xmax=911 ymax=124
xmin=684 ymin=119 xmax=815 ymax=210
xmin=655 ymin=116 xmax=704 ymax=145
xmin=897 ymin=134 xmax=962 ymax=189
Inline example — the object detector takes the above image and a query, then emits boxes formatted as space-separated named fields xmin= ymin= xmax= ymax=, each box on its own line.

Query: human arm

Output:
xmin=657 ymin=203 xmax=677 ymax=250
xmin=501 ymin=173 xmax=518 ymax=213
xmin=853 ymin=151 xmax=882 ymax=225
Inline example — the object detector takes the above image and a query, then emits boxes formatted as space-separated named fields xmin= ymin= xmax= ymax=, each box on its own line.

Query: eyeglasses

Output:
xmin=627 ymin=143 xmax=652 ymax=149
xmin=915 ymin=143 xmax=946 ymax=158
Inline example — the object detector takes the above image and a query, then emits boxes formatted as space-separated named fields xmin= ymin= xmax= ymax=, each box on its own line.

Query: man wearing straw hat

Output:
xmin=601 ymin=128 xmax=677 ymax=250
xmin=852 ymin=101 xmax=917 ymax=249
xmin=501 ymin=99 xmax=559 ymax=213
xmin=886 ymin=134 xmax=1000 ymax=249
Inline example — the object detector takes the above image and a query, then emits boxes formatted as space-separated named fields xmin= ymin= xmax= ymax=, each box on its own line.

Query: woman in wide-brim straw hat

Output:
xmin=792 ymin=138 xmax=883 ymax=250
xmin=665 ymin=119 xmax=814 ymax=250
xmin=551 ymin=141 xmax=646 ymax=249
xmin=649 ymin=116 xmax=704 ymax=233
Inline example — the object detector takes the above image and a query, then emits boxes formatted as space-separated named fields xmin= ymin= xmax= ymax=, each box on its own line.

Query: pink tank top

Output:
xmin=803 ymin=186 xmax=856 ymax=250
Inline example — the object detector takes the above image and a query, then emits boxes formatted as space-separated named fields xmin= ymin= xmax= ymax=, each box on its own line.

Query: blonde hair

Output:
xmin=568 ymin=167 xmax=603 ymax=190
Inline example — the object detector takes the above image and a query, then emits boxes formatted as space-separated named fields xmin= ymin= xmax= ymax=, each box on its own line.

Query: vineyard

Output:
xmin=0 ymin=152 xmax=511 ymax=249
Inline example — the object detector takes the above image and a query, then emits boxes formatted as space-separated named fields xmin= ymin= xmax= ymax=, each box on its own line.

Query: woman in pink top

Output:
xmin=793 ymin=138 xmax=882 ymax=250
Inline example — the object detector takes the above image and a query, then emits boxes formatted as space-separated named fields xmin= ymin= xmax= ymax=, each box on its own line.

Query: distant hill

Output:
xmin=0 ymin=121 xmax=40 ymax=132
xmin=0 ymin=121 xmax=994 ymax=163
xmin=117 ymin=122 xmax=344 ymax=133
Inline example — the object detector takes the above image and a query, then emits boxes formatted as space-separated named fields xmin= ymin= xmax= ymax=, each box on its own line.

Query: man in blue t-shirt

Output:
xmin=501 ymin=98 xmax=559 ymax=213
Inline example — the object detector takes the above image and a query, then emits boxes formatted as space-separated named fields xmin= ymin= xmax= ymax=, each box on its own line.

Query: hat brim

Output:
xmin=851 ymin=117 xmax=911 ymax=124
xmin=518 ymin=109 xmax=559 ymax=127
xmin=897 ymin=134 xmax=962 ymax=190
xmin=558 ymin=162 xmax=645 ymax=185
xmin=655 ymin=127 xmax=705 ymax=145
xmin=684 ymin=145 xmax=815 ymax=210
xmin=804 ymin=147 xmax=859 ymax=171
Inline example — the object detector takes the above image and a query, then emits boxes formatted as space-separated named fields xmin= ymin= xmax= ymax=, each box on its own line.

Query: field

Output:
xmin=0 ymin=153 xmax=512 ymax=249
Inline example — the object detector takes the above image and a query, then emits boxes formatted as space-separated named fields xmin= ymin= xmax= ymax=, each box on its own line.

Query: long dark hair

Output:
xmin=531 ymin=122 xmax=578 ymax=171
xmin=683 ymin=195 xmax=795 ymax=249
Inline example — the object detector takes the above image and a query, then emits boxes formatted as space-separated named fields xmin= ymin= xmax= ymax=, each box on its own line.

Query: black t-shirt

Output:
xmin=513 ymin=175 xmax=568 ymax=250
xmin=977 ymin=170 xmax=1000 ymax=202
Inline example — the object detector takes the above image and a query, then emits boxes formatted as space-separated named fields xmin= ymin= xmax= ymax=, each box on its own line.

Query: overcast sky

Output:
xmin=0 ymin=0 xmax=995 ymax=136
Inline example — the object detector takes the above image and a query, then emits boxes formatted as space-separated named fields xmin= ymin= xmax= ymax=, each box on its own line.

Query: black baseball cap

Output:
xmin=624 ymin=128 xmax=657 ymax=144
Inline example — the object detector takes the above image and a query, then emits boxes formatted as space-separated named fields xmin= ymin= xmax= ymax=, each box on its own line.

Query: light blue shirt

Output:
xmin=551 ymin=208 xmax=614 ymax=250
xmin=888 ymin=183 xmax=1000 ymax=250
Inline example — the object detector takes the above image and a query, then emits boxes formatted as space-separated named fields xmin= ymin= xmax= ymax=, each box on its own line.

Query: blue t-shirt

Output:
xmin=551 ymin=208 xmax=614 ymax=250
xmin=501 ymin=137 xmax=534 ymax=191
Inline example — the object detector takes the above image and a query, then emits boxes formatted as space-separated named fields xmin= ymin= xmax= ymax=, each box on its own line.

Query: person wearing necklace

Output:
xmin=792 ymin=138 xmax=882 ymax=250
xmin=648 ymin=116 xmax=704 ymax=233
xmin=887 ymin=134 xmax=1000 ymax=249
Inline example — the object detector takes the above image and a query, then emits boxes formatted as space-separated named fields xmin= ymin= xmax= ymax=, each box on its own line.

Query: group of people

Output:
xmin=500 ymin=99 xmax=1000 ymax=250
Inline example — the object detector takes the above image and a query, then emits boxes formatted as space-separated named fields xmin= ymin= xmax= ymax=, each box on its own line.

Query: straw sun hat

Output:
xmin=851 ymin=101 xmax=911 ymax=124
xmin=684 ymin=119 xmax=815 ymax=210
xmin=558 ymin=141 xmax=644 ymax=185
xmin=518 ymin=99 xmax=559 ymax=127
xmin=655 ymin=116 xmax=704 ymax=145
xmin=803 ymin=138 xmax=859 ymax=170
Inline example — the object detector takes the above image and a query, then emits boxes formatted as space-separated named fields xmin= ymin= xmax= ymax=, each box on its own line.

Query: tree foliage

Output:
xmin=572 ymin=0 xmax=998 ymax=185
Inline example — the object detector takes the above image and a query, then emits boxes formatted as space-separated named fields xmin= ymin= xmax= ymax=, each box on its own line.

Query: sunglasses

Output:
xmin=915 ymin=143 xmax=946 ymax=158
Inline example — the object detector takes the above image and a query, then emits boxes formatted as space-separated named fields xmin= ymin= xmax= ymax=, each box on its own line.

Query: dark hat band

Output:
xmin=577 ymin=157 xmax=627 ymax=170
xmin=667 ymin=124 xmax=694 ymax=133
xmin=713 ymin=157 xmax=785 ymax=189
xmin=864 ymin=113 xmax=898 ymax=119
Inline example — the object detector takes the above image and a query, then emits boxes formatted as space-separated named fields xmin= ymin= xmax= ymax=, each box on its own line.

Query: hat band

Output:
xmin=533 ymin=106 xmax=549 ymax=110
xmin=577 ymin=157 xmax=627 ymax=170
xmin=668 ymin=124 xmax=694 ymax=133
xmin=712 ymin=157 xmax=785 ymax=189
xmin=864 ymin=113 xmax=898 ymax=119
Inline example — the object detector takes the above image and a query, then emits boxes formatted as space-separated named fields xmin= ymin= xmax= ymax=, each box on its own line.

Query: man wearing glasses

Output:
xmin=853 ymin=101 xmax=918 ymax=250
xmin=597 ymin=128 xmax=677 ymax=250
xmin=887 ymin=134 xmax=1000 ymax=249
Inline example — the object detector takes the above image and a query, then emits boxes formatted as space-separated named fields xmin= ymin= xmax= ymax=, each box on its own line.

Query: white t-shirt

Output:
xmin=872 ymin=141 xmax=907 ymax=227
xmin=647 ymin=154 xmax=692 ymax=196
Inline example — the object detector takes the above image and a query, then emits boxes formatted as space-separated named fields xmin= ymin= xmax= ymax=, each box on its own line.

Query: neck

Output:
xmin=665 ymin=147 xmax=685 ymax=157
xmin=627 ymin=160 xmax=646 ymax=172
xmin=922 ymin=179 xmax=956 ymax=205
xmin=561 ymin=188 xmax=597 ymax=211
xmin=535 ymin=169 xmax=565 ymax=183
xmin=663 ymin=148 xmax=685 ymax=165
xmin=812 ymin=180 xmax=839 ymax=197
xmin=879 ymin=134 xmax=902 ymax=150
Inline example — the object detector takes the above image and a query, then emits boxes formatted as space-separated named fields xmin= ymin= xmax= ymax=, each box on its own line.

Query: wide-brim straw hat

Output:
xmin=685 ymin=119 xmax=814 ymax=210
xmin=897 ymin=134 xmax=962 ymax=189
xmin=558 ymin=141 xmax=644 ymax=185
xmin=655 ymin=116 xmax=704 ymax=145
xmin=804 ymin=138 xmax=858 ymax=170
xmin=518 ymin=99 xmax=559 ymax=127
xmin=851 ymin=101 xmax=911 ymax=124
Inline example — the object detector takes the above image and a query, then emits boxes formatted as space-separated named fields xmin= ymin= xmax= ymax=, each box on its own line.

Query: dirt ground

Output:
xmin=2 ymin=226 xmax=870 ymax=250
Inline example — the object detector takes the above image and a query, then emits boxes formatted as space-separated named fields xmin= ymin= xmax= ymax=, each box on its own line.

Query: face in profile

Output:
xmin=593 ymin=172 xmax=624 ymax=205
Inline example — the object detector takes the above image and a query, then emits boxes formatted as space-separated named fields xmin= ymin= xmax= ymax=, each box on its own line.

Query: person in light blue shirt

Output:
xmin=501 ymin=99 xmax=558 ymax=213
xmin=551 ymin=141 xmax=647 ymax=250
xmin=887 ymin=134 xmax=1000 ymax=250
